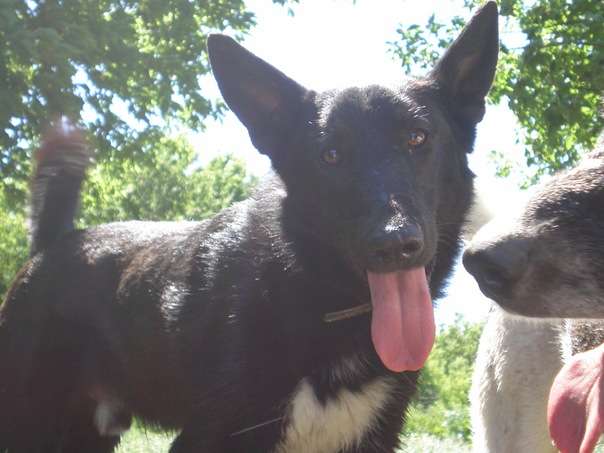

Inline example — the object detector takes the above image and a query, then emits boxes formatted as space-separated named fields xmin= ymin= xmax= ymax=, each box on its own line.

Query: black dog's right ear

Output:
xmin=429 ymin=1 xmax=499 ymax=124
xmin=207 ymin=34 xmax=308 ymax=158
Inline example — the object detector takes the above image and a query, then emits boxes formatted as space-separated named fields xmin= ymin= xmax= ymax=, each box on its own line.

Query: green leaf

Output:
xmin=388 ymin=0 xmax=604 ymax=182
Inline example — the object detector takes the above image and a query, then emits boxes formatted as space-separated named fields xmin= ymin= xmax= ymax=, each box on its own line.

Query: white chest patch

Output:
xmin=274 ymin=376 xmax=394 ymax=453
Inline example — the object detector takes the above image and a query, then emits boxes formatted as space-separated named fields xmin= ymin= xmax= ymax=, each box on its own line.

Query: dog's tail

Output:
xmin=29 ymin=121 xmax=92 ymax=257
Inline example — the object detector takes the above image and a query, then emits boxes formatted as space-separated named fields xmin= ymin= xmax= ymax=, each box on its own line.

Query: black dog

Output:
xmin=0 ymin=3 xmax=498 ymax=452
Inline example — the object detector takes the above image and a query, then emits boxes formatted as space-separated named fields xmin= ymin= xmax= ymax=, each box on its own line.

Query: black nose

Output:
xmin=367 ymin=223 xmax=424 ymax=271
xmin=463 ymin=241 xmax=528 ymax=299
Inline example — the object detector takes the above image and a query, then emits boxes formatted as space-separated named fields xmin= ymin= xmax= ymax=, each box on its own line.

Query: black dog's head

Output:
xmin=464 ymin=146 xmax=604 ymax=319
xmin=208 ymin=2 xmax=498 ymax=371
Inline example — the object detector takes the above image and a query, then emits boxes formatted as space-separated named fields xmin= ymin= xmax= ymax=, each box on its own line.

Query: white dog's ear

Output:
xmin=429 ymin=1 xmax=499 ymax=124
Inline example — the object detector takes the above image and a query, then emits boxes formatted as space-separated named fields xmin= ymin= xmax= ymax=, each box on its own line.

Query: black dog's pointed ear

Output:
xmin=207 ymin=34 xmax=308 ymax=158
xmin=430 ymin=1 xmax=499 ymax=124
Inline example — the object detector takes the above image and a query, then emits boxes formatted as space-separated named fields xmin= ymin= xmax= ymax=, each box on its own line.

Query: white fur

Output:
xmin=275 ymin=375 xmax=394 ymax=453
xmin=471 ymin=306 xmax=563 ymax=453
xmin=94 ymin=400 xmax=130 ymax=437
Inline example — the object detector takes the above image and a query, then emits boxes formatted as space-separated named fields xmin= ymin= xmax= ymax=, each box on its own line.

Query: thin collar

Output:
xmin=323 ymin=303 xmax=372 ymax=323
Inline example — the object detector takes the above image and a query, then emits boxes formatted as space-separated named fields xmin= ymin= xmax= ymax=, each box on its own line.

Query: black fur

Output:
xmin=29 ymin=124 xmax=92 ymax=257
xmin=0 ymin=3 xmax=498 ymax=452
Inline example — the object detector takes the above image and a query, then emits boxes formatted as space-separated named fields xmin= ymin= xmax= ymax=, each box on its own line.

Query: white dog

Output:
xmin=465 ymin=141 xmax=604 ymax=453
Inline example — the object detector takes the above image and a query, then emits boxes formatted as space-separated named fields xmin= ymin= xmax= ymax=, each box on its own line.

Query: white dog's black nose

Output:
xmin=463 ymin=240 xmax=528 ymax=299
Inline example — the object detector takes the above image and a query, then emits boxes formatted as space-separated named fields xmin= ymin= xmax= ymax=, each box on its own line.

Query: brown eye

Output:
xmin=322 ymin=149 xmax=342 ymax=165
xmin=408 ymin=129 xmax=428 ymax=149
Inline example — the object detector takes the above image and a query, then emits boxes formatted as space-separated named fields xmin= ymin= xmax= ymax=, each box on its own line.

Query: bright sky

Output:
xmin=189 ymin=0 xmax=530 ymax=327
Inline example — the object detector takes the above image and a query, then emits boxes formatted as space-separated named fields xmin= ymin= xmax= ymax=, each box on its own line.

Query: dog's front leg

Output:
xmin=169 ymin=420 xmax=283 ymax=453
xmin=471 ymin=306 xmax=562 ymax=453
xmin=169 ymin=429 xmax=225 ymax=453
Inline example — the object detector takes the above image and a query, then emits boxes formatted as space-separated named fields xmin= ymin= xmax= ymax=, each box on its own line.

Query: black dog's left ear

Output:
xmin=430 ymin=1 xmax=499 ymax=124
xmin=207 ymin=34 xmax=308 ymax=159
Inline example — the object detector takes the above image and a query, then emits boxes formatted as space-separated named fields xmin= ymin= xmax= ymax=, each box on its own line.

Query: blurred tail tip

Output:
xmin=36 ymin=120 xmax=92 ymax=165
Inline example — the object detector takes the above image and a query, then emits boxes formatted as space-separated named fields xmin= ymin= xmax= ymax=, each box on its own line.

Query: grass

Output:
xmin=116 ymin=427 xmax=471 ymax=452
xmin=114 ymin=424 xmax=604 ymax=453
xmin=115 ymin=426 xmax=174 ymax=453
xmin=400 ymin=434 xmax=471 ymax=452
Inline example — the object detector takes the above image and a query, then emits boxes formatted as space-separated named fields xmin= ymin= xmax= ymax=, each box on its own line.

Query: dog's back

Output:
xmin=0 ymin=130 xmax=321 ymax=449
xmin=1 ymin=126 xmax=221 ymax=447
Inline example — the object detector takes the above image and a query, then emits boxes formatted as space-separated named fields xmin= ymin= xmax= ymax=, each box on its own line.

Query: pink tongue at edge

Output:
xmin=548 ymin=343 xmax=604 ymax=453
xmin=367 ymin=268 xmax=435 ymax=372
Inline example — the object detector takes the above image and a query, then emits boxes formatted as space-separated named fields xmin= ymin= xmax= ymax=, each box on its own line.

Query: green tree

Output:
xmin=0 ymin=188 xmax=28 ymax=300
xmin=0 ymin=0 xmax=288 ymax=206
xmin=1 ymin=136 xmax=257 ymax=299
xmin=405 ymin=318 xmax=483 ymax=442
xmin=390 ymin=0 xmax=604 ymax=180
xmin=80 ymin=136 xmax=256 ymax=225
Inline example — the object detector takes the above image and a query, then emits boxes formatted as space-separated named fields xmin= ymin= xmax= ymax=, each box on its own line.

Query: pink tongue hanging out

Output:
xmin=367 ymin=268 xmax=435 ymax=372
xmin=548 ymin=342 xmax=604 ymax=453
